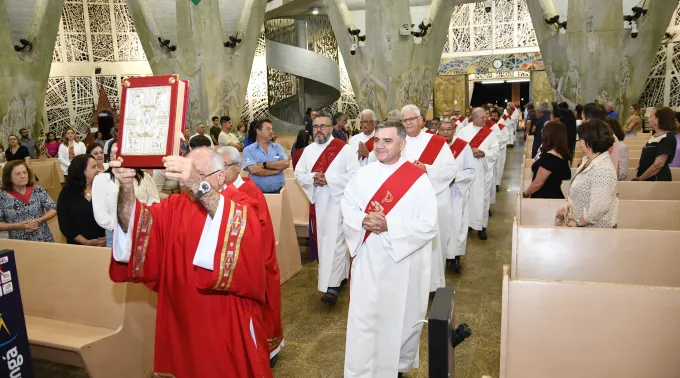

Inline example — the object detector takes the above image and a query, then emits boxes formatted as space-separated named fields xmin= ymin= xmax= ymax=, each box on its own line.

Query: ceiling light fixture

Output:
xmin=481 ymin=80 xmax=506 ymax=85
xmin=312 ymin=7 xmax=319 ymax=15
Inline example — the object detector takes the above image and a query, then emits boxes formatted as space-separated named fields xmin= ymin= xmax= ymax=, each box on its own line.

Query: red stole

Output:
xmin=361 ymin=136 xmax=375 ymax=162
xmin=502 ymin=114 xmax=508 ymax=121
xmin=449 ymin=138 xmax=468 ymax=159
xmin=309 ymin=138 xmax=346 ymax=261
xmin=484 ymin=119 xmax=495 ymax=129
xmin=425 ymin=129 xmax=435 ymax=134
xmin=417 ymin=134 xmax=447 ymax=165
xmin=469 ymin=127 xmax=493 ymax=149
xmin=456 ymin=116 xmax=466 ymax=124
xmin=362 ymin=162 xmax=425 ymax=244
xmin=498 ymin=123 xmax=505 ymax=130
xmin=508 ymin=108 xmax=516 ymax=117
xmin=7 ymin=186 xmax=34 ymax=205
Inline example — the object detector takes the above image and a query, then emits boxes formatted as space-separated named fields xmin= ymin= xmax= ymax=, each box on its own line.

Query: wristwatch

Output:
xmin=195 ymin=181 xmax=211 ymax=200
xmin=263 ymin=162 xmax=268 ymax=170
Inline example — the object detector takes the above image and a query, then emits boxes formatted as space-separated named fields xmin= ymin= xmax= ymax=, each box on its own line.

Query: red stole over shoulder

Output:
xmin=425 ymin=129 xmax=435 ymax=134
xmin=417 ymin=134 xmax=447 ymax=165
xmin=508 ymin=107 xmax=516 ymax=117
xmin=361 ymin=137 xmax=375 ymax=162
xmin=456 ymin=116 xmax=466 ymax=124
xmin=309 ymin=137 xmax=346 ymax=261
xmin=484 ymin=119 xmax=495 ymax=129
xmin=469 ymin=127 xmax=493 ymax=149
xmin=502 ymin=114 xmax=508 ymax=121
xmin=449 ymin=138 xmax=468 ymax=159
xmin=362 ymin=162 xmax=425 ymax=244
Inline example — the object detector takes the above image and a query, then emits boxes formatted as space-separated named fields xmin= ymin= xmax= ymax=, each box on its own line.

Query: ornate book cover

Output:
xmin=117 ymin=75 xmax=189 ymax=168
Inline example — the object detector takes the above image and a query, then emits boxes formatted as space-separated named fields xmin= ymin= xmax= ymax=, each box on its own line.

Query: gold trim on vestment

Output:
xmin=214 ymin=200 xmax=235 ymax=290
xmin=226 ymin=205 xmax=247 ymax=291
xmin=152 ymin=373 xmax=175 ymax=378
xmin=132 ymin=206 xmax=153 ymax=279
xmin=268 ymin=335 xmax=284 ymax=351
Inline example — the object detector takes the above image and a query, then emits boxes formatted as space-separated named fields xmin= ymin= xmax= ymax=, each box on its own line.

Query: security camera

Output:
xmin=485 ymin=0 xmax=492 ymax=13
xmin=350 ymin=43 xmax=357 ymax=55
xmin=400 ymin=24 xmax=411 ymax=36
xmin=631 ymin=21 xmax=638 ymax=38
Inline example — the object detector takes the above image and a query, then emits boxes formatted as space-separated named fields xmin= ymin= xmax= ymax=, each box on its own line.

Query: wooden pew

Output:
xmin=264 ymin=188 xmax=302 ymax=284
xmin=284 ymin=168 xmax=294 ymax=178
xmin=523 ymin=166 xmax=680 ymax=181
xmin=47 ymin=216 xmax=66 ymax=243
xmin=29 ymin=159 xmax=64 ymax=202
xmin=284 ymin=177 xmax=310 ymax=237
xmin=3 ymin=239 xmax=156 ymax=378
xmin=500 ymin=267 xmax=680 ymax=378
xmin=511 ymin=221 xmax=680 ymax=287
xmin=521 ymin=179 xmax=680 ymax=200
xmin=519 ymin=198 xmax=680 ymax=230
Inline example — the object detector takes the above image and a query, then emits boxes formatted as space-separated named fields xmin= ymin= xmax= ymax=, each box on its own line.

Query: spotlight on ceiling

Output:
xmin=311 ymin=7 xmax=319 ymax=15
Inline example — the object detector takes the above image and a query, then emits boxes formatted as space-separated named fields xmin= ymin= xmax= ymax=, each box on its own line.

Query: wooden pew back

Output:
xmin=284 ymin=177 xmax=310 ymax=235
xmin=30 ymin=159 xmax=64 ymax=202
xmin=524 ymin=166 xmax=680 ymax=181
xmin=521 ymin=180 xmax=680 ymax=200
xmin=512 ymin=223 xmax=680 ymax=287
xmin=264 ymin=188 xmax=302 ymax=284
xmin=501 ymin=269 xmax=680 ymax=378
xmin=519 ymin=198 xmax=680 ymax=230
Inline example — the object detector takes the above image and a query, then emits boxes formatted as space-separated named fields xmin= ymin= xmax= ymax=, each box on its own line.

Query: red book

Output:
xmin=117 ymin=75 xmax=189 ymax=168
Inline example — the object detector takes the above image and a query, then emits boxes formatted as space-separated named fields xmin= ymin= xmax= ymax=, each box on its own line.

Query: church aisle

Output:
xmin=274 ymin=139 xmax=524 ymax=378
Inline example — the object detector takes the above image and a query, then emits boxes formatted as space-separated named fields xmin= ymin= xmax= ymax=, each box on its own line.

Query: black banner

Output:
xmin=0 ymin=249 xmax=34 ymax=378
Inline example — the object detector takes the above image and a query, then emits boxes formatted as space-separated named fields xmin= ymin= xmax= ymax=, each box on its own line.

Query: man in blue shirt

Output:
xmin=242 ymin=119 xmax=289 ymax=193
xmin=331 ymin=112 xmax=348 ymax=142
xmin=605 ymin=102 xmax=618 ymax=119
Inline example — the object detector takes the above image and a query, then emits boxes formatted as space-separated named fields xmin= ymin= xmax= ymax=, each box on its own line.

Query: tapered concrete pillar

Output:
xmin=323 ymin=0 xmax=464 ymax=119
xmin=0 ymin=0 xmax=64 ymax=141
xmin=127 ymin=0 xmax=266 ymax=129
xmin=526 ymin=0 xmax=675 ymax=118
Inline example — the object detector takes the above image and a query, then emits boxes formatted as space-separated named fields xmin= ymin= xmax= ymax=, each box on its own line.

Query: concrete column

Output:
xmin=0 ymin=0 xmax=64 ymax=141
xmin=295 ymin=19 xmax=308 ymax=116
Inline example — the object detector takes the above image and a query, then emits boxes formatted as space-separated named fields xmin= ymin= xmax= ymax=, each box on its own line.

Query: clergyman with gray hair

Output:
xmin=294 ymin=112 xmax=360 ymax=305
xmin=386 ymin=109 xmax=401 ymax=121
xmin=348 ymin=108 xmax=377 ymax=166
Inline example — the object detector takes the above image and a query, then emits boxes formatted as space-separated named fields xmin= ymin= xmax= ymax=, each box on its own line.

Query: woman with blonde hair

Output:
xmin=623 ymin=103 xmax=642 ymax=137
xmin=58 ymin=128 xmax=86 ymax=176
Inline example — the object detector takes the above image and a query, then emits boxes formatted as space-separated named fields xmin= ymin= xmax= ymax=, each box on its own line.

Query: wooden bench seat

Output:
xmin=264 ymin=188 xmax=302 ymax=284
xmin=5 ymin=239 xmax=156 ymax=378
xmin=522 ymin=166 xmax=680 ymax=181
xmin=521 ymin=179 xmax=680 ymax=200
xmin=284 ymin=177 xmax=309 ymax=237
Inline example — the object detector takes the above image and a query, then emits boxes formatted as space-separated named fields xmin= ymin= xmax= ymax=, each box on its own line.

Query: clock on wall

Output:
xmin=492 ymin=59 xmax=503 ymax=69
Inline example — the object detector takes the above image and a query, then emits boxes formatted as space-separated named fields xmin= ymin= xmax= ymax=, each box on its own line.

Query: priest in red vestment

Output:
xmin=218 ymin=145 xmax=284 ymax=364
xmin=108 ymin=147 xmax=272 ymax=378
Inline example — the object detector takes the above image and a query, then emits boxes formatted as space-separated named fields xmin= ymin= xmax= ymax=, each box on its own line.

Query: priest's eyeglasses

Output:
xmin=312 ymin=124 xmax=331 ymax=130
xmin=402 ymin=116 xmax=421 ymax=124
xmin=199 ymin=169 xmax=221 ymax=179
xmin=360 ymin=120 xmax=375 ymax=124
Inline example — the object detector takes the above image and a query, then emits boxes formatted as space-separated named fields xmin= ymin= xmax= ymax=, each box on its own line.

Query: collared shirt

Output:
xmin=607 ymin=110 xmax=618 ymax=119
xmin=332 ymin=127 xmax=348 ymax=142
xmin=20 ymin=138 xmax=37 ymax=158
xmin=242 ymin=141 xmax=286 ymax=192
xmin=569 ymin=152 xmax=619 ymax=228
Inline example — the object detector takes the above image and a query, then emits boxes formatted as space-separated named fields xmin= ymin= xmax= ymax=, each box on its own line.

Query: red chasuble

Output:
xmin=309 ymin=138 xmax=346 ymax=259
xmin=418 ymin=134 xmax=448 ymax=165
xmin=230 ymin=178 xmax=283 ymax=355
xmin=109 ymin=193 xmax=272 ymax=378
xmin=450 ymin=138 xmax=469 ymax=159
xmin=468 ymin=127 xmax=493 ymax=149
xmin=362 ymin=162 xmax=425 ymax=244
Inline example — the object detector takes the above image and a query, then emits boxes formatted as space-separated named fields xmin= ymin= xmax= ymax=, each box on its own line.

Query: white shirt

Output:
xmin=92 ymin=172 xmax=161 ymax=231
xmin=218 ymin=131 xmax=239 ymax=147
xmin=58 ymin=141 xmax=87 ymax=175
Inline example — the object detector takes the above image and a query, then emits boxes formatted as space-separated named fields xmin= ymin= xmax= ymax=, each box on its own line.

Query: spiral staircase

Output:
xmin=265 ymin=16 xmax=341 ymax=134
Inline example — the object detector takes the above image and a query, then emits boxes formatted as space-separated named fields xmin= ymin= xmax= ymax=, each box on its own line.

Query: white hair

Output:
xmin=387 ymin=109 xmax=401 ymax=120
xmin=359 ymin=109 xmax=376 ymax=120
xmin=400 ymin=104 xmax=421 ymax=118
xmin=216 ymin=146 xmax=241 ymax=166
xmin=187 ymin=146 xmax=225 ymax=171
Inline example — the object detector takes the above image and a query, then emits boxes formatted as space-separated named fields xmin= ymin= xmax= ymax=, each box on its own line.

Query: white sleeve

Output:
xmin=92 ymin=175 xmax=115 ymax=231
xmin=112 ymin=201 xmax=136 ymax=263
xmin=326 ymin=146 xmax=360 ymax=202
xmin=341 ymin=173 xmax=367 ymax=258
xmin=57 ymin=144 xmax=70 ymax=173
xmin=454 ymin=145 xmax=476 ymax=197
xmin=193 ymin=195 xmax=226 ymax=270
xmin=424 ymin=144 xmax=456 ymax=194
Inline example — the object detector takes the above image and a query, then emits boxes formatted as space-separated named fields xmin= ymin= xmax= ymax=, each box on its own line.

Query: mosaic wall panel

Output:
xmin=434 ymin=75 xmax=467 ymax=118
xmin=438 ymin=52 xmax=543 ymax=75
xmin=531 ymin=70 xmax=554 ymax=104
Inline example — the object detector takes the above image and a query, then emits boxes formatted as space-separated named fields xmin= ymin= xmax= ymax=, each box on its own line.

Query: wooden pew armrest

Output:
xmin=25 ymin=315 xmax=118 ymax=352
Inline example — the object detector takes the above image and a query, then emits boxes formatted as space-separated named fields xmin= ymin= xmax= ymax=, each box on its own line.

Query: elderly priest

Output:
xmin=342 ymin=121 xmax=438 ymax=377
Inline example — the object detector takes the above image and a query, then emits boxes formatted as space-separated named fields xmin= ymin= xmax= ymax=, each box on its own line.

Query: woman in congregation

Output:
xmin=58 ymin=128 xmax=87 ymax=176
xmin=557 ymin=120 xmax=618 ymax=228
xmin=291 ymin=129 xmax=312 ymax=169
xmin=670 ymin=112 xmax=680 ymax=168
xmin=94 ymin=131 xmax=106 ymax=147
xmin=87 ymin=143 xmax=108 ymax=173
xmin=93 ymin=145 xmax=159 ymax=248
xmin=605 ymin=117 xmax=630 ymax=181
xmin=5 ymin=135 xmax=30 ymax=163
xmin=623 ymin=104 xmax=643 ymax=137
xmin=523 ymin=121 xmax=572 ymax=199
xmin=634 ymin=107 xmax=677 ymax=181
xmin=57 ymin=154 xmax=106 ymax=246
xmin=243 ymin=120 xmax=258 ymax=148
xmin=44 ymin=131 xmax=60 ymax=158
xmin=0 ymin=160 xmax=57 ymax=242
xmin=235 ymin=122 xmax=247 ymax=146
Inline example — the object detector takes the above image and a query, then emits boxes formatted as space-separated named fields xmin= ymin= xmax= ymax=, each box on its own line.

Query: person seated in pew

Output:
xmin=291 ymin=129 xmax=311 ymax=169
xmin=43 ymin=131 xmax=60 ymax=158
xmin=109 ymin=146 xmax=273 ymax=378
xmin=0 ymin=160 xmax=57 ymax=242
xmin=634 ymin=107 xmax=677 ymax=181
xmin=557 ymin=120 xmax=618 ymax=228
xmin=218 ymin=145 xmax=283 ymax=367
xmin=57 ymin=154 xmax=106 ymax=246
xmin=93 ymin=143 xmax=160 ymax=248
xmin=523 ymin=121 xmax=572 ymax=199
xmin=86 ymin=143 xmax=108 ymax=173
xmin=5 ymin=135 xmax=30 ymax=163
xmin=604 ymin=117 xmax=630 ymax=181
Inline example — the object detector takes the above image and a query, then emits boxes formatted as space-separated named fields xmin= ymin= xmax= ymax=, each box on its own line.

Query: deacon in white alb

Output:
xmin=456 ymin=108 xmax=499 ymax=241
xmin=437 ymin=119 xmax=476 ymax=272
xmin=490 ymin=108 xmax=508 ymax=196
xmin=348 ymin=109 xmax=377 ymax=166
xmin=342 ymin=121 xmax=438 ymax=378
xmin=295 ymin=114 xmax=360 ymax=304
xmin=396 ymin=105 xmax=455 ymax=292
xmin=505 ymin=102 xmax=520 ymax=147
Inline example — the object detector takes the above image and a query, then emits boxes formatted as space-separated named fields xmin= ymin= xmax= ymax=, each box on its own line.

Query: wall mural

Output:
xmin=434 ymin=75 xmax=467 ymax=119
xmin=530 ymin=70 xmax=554 ymax=104
xmin=438 ymin=52 xmax=543 ymax=76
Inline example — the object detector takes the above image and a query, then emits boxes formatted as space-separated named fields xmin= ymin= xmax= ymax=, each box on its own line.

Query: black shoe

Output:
xmin=398 ymin=373 xmax=404 ymax=378
xmin=270 ymin=354 xmax=279 ymax=369
xmin=340 ymin=278 xmax=348 ymax=286
xmin=496 ymin=185 xmax=499 ymax=193
xmin=429 ymin=291 xmax=436 ymax=299
xmin=453 ymin=256 xmax=461 ymax=272
xmin=321 ymin=290 xmax=339 ymax=305
xmin=489 ymin=210 xmax=493 ymax=217
xmin=508 ymin=144 xmax=514 ymax=148
xmin=478 ymin=229 xmax=488 ymax=240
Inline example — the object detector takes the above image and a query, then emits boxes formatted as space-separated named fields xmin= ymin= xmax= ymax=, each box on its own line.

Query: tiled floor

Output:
xmin=33 ymin=140 xmax=523 ymax=378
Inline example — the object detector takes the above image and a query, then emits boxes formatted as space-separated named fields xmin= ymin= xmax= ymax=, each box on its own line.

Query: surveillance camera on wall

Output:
xmin=350 ymin=43 xmax=357 ymax=55
xmin=400 ymin=24 xmax=412 ymax=36
xmin=485 ymin=0 xmax=492 ymax=13
xmin=631 ymin=21 xmax=638 ymax=38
